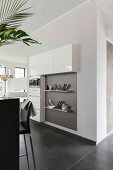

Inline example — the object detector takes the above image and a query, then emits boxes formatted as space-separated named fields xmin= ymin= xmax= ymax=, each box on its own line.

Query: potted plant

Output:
xmin=0 ymin=0 xmax=41 ymax=46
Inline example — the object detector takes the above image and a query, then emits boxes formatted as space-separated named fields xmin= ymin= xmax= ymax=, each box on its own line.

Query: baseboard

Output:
xmin=44 ymin=121 xmax=96 ymax=145
xmin=30 ymin=120 xmax=96 ymax=145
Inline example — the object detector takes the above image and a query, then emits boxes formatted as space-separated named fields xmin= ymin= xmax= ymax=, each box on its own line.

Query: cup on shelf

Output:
xmin=62 ymin=103 xmax=68 ymax=111
xmin=49 ymin=85 xmax=52 ymax=90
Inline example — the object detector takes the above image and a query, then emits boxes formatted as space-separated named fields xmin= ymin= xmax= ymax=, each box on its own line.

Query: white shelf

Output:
xmin=44 ymin=107 xmax=74 ymax=113
xmin=44 ymin=89 xmax=75 ymax=93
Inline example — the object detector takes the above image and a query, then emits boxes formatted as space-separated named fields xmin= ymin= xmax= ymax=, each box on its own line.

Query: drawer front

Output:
xmin=30 ymin=110 xmax=40 ymax=122
xmin=29 ymin=96 xmax=40 ymax=110
xmin=29 ymin=88 xmax=40 ymax=97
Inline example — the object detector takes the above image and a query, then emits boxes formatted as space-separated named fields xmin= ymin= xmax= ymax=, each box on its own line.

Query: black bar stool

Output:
xmin=19 ymin=100 xmax=36 ymax=170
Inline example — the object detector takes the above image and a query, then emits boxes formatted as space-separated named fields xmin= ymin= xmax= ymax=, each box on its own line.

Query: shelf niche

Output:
xmin=44 ymin=72 xmax=77 ymax=130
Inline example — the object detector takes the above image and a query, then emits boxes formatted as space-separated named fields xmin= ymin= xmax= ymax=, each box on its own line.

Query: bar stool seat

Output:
xmin=19 ymin=100 xmax=36 ymax=170
xmin=19 ymin=122 xmax=30 ymax=134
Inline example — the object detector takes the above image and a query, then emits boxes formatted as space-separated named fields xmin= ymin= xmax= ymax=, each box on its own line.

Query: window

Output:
xmin=0 ymin=66 xmax=6 ymax=75
xmin=15 ymin=67 xmax=25 ymax=78
xmin=0 ymin=66 xmax=6 ymax=96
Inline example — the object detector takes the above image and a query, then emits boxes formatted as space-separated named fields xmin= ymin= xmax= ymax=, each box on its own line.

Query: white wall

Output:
xmin=30 ymin=1 xmax=97 ymax=141
xmin=8 ymin=78 xmax=27 ymax=92
xmin=107 ymin=27 xmax=113 ymax=44
xmin=0 ymin=44 xmax=28 ymax=64
xmin=97 ymin=9 xmax=107 ymax=143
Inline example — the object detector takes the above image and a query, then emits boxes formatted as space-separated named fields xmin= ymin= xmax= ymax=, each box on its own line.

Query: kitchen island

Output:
xmin=0 ymin=98 xmax=19 ymax=170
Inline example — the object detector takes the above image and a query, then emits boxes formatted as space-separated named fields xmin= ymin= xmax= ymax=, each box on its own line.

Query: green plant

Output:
xmin=0 ymin=0 xmax=41 ymax=46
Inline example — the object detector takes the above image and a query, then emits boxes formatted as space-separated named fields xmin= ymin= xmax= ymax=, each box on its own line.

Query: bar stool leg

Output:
xmin=29 ymin=135 xmax=36 ymax=170
xmin=24 ymin=134 xmax=30 ymax=170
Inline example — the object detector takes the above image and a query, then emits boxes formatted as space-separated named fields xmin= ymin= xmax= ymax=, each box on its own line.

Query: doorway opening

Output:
xmin=107 ymin=41 xmax=113 ymax=133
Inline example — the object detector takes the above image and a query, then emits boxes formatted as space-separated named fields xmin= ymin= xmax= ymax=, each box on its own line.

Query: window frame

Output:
xmin=0 ymin=65 xmax=6 ymax=75
xmin=15 ymin=67 xmax=25 ymax=78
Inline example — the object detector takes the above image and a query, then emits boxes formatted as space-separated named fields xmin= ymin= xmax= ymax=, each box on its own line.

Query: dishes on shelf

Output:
xmin=46 ymin=83 xmax=71 ymax=91
xmin=48 ymin=99 xmax=56 ymax=109
xmin=45 ymin=83 xmax=75 ymax=113
xmin=48 ymin=99 xmax=55 ymax=106
xmin=62 ymin=103 xmax=71 ymax=112
xmin=48 ymin=105 xmax=55 ymax=109
xmin=47 ymin=99 xmax=72 ymax=112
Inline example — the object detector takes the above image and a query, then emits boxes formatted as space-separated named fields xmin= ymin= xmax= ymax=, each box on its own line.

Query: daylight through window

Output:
xmin=15 ymin=67 xmax=25 ymax=78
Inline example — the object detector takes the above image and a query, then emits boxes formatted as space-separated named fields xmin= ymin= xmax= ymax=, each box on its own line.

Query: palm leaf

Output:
xmin=0 ymin=24 xmax=42 ymax=46
xmin=0 ymin=0 xmax=41 ymax=47
xmin=0 ymin=0 xmax=32 ymax=27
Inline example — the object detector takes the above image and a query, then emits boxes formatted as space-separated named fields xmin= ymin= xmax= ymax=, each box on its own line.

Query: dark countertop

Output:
xmin=0 ymin=97 xmax=19 ymax=100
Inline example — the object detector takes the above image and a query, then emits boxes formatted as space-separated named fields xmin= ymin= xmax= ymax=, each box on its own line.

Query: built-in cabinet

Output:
xmin=29 ymin=44 xmax=77 ymax=76
xmin=28 ymin=44 xmax=78 ymax=124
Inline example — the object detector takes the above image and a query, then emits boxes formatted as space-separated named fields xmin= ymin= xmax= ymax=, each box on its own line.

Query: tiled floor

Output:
xmin=20 ymin=121 xmax=113 ymax=170
xmin=70 ymin=133 xmax=113 ymax=170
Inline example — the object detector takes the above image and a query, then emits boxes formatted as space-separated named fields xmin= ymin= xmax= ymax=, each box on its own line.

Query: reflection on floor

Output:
xmin=20 ymin=121 xmax=96 ymax=170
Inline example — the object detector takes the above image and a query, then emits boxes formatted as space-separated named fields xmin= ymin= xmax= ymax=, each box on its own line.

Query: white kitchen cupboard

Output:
xmin=37 ymin=50 xmax=54 ymax=75
xmin=29 ymin=88 xmax=40 ymax=97
xmin=29 ymin=50 xmax=53 ymax=76
xmin=29 ymin=44 xmax=78 ymax=76
xmin=29 ymin=55 xmax=39 ymax=76
xmin=53 ymin=44 xmax=73 ymax=73
xmin=29 ymin=87 xmax=45 ymax=122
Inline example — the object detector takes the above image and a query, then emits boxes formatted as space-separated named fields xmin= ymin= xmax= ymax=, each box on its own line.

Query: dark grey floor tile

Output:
xmin=40 ymin=131 xmax=95 ymax=158
xmin=20 ymin=121 xmax=113 ymax=170
xmin=37 ymin=149 xmax=78 ymax=170
xmin=70 ymin=153 xmax=113 ymax=170
xmin=70 ymin=134 xmax=113 ymax=170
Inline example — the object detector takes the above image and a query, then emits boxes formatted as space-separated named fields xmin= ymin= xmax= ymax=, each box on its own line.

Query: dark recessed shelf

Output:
xmin=44 ymin=90 xmax=75 ymax=93
xmin=44 ymin=106 xmax=75 ymax=113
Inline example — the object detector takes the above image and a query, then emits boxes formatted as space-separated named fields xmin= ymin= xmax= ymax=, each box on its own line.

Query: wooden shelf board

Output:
xmin=44 ymin=90 xmax=75 ymax=93
xmin=44 ymin=107 xmax=75 ymax=113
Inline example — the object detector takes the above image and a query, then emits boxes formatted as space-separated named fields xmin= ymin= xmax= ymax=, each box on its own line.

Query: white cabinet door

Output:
xmin=29 ymin=88 xmax=40 ymax=97
xmin=29 ymin=44 xmax=76 ymax=75
xmin=29 ymin=50 xmax=53 ymax=76
xmin=53 ymin=44 xmax=72 ymax=73
xmin=38 ymin=50 xmax=54 ymax=75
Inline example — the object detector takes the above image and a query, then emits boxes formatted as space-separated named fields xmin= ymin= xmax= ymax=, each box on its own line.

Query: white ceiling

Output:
xmin=1 ymin=0 xmax=113 ymax=63
xmin=23 ymin=0 xmax=113 ymax=33
xmin=21 ymin=0 xmax=88 ymax=33
xmin=96 ymin=0 xmax=113 ymax=17
xmin=0 ymin=0 xmax=89 ymax=63
xmin=95 ymin=0 xmax=113 ymax=43
xmin=95 ymin=0 xmax=113 ymax=29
